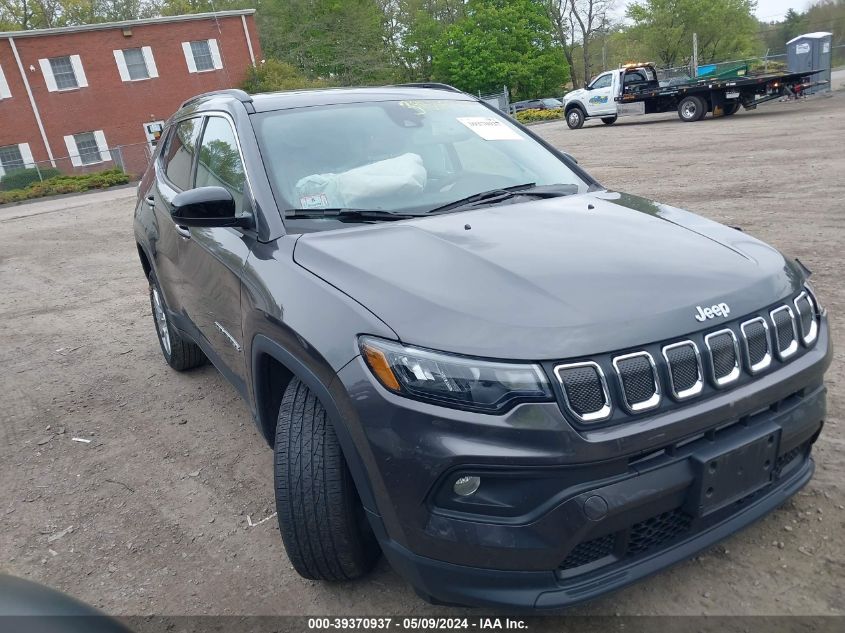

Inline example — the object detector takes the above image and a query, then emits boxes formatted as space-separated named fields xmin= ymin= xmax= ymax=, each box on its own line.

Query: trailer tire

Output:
xmin=566 ymin=107 xmax=586 ymax=129
xmin=723 ymin=103 xmax=740 ymax=116
xmin=678 ymin=96 xmax=706 ymax=122
xmin=601 ymin=116 xmax=617 ymax=125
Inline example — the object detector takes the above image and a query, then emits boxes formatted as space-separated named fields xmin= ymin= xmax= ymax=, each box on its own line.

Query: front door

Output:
xmin=177 ymin=115 xmax=254 ymax=394
xmin=584 ymin=72 xmax=615 ymax=116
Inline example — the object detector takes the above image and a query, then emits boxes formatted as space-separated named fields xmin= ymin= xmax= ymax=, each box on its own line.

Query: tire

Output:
xmin=678 ymin=95 xmax=706 ymax=122
xmin=722 ymin=102 xmax=740 ymax=116
xmin=601 ymin=116 xmax=617 ymax=125
xmin=148 ymin=270 xmax=206 ymax=371
xmin=566 ymin=107 xmax=585 ymax=129
xmin=274 ymin=378 xmax=380 ymax=581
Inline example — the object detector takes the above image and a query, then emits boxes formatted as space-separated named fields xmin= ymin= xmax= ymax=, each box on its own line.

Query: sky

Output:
xmin=614 ymin=0 xmax=813 ymax=23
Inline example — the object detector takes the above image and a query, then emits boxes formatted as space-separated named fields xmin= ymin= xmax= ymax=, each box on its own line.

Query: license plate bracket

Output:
xmin=689 ymin=423 xmax=780 ymax=517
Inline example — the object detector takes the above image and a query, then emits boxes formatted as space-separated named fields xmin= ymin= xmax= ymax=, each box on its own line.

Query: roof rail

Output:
xmin=391 ymin=82 xmax=463 ymax=93
xmin=179 ymin=88 xmax=254 ymax=110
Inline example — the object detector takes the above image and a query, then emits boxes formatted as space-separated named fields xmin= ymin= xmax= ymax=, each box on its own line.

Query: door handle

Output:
xmin=145 ymin=195 xmax=155 ymax=208
xmin=175 ymin=225 xmax=191 ymax=239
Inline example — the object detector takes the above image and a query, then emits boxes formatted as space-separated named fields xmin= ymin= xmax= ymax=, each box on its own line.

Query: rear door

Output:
xmin=176 ymin=114 xmax=254 ymax=393
xmin=584 ymin=72 xmax=615 ymax=116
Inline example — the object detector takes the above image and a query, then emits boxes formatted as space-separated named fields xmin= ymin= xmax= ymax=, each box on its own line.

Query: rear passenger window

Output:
xmin=195 ymin=116 xmax=246 ymax=214
xmin=163 ymin=118 xmax=201 ymax=190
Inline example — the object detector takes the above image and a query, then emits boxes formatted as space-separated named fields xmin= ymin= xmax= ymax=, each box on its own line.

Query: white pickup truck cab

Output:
xmin=562 ymin=66 xmax=654 ymax=129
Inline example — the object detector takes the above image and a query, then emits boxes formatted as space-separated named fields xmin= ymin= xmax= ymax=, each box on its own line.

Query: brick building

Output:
xmin=0 ymin=9 xmax=261 ymax=178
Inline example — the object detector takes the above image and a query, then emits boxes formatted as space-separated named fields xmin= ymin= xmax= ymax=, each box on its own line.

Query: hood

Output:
xmin=293 ymin=192 xmax=803 ymax=360
xmin=564 ymin=88 xmax=586 ymax=103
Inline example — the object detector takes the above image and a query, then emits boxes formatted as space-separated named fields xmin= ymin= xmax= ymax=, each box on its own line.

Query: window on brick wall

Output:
xmin=64 ymin=131 xmax=110 ymax=167
xmin=182 ymin=39 xmax=223 ymax=73
xmin=0 ymin=63 xmax=11 ymax=99
xmin=124 ymin=48 xmax=149 ymax=80
xmin=0 ymin=144 xmax=24 ymax=171
xmin=0 ymin=143 xmax=33 ymax=178
xmin=50 ymin=57 xmax=78 ymax=89
xmin=114 ymin=47 xmax=158 ymax=82
xmin=40 ymin=55 xmax=87 ymax=92
xmin=74 ymin=133 xmax=101 ymax=165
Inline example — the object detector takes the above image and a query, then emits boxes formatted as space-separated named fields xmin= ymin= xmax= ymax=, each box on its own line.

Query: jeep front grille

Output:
xmin=613 ymin=352 xmax=660 ymax=411
xmin=554 ymin=362 xmax=611 ymax=423
xmin=662 ymin=341 xmax=703 ymax=400
xmin=793 ymin=291 xmax=818 ymax=346
xmin=705 ymin=329 xmax=740 ymax=386
xmin=771 ymin=305 xmax=798 ymax=360
xmin=740 ymin=317 xmax=772 ymax=374
xmin=552 ymin=291 xmax=819 ymax=426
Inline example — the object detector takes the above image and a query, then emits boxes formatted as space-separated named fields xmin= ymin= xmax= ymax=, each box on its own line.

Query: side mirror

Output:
xmin=170 ymin=186 xmax=249 ymax=228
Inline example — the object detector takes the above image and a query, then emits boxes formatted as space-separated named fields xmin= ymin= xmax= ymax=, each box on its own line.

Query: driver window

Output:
xmin=163 ymin=118 xmax=201 ymax=191
xmin=195 ymin=117 xmax=246 ymax=215
xmin=590 ymin=74 xmax=612 ymax=90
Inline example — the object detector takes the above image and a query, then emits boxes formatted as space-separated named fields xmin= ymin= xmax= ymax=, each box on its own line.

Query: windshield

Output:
xmin=253 ymin=99 xmax=589 ymax=219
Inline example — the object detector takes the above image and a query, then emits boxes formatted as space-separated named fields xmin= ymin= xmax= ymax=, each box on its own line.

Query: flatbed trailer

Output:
xmin=561 ymin=63 xmax=825 ymax=128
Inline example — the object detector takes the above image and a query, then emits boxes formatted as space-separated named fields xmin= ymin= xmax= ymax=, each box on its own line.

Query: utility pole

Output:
xmin=692 ymin=33 xmax=699 ymax=77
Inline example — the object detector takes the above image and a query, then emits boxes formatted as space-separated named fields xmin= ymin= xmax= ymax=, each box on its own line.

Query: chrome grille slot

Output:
xmin=704 ymin=329 xmax=740 ymax=387
xmin=740 ymin=317 xmax=772 ymax=374
xmin=770 ymin=305 xmax=798 ymax=360
xmin=793 ymin=291 xmax=818 ymax=346
xmin=661 ymin=341 xmax=702 ymax=400
xmin=554 ymin=362 xmax=611 ymax=423
xmin=612 ymin=352 xmax=660 ymax=412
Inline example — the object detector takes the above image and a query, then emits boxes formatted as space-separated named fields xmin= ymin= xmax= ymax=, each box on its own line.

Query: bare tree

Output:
xmin=547 ymin=0 xmax=613 ymax=88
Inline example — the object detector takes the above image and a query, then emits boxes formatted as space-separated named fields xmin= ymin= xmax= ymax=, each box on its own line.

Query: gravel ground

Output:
xmin=1 ymin=93 xmax=844 ymax=619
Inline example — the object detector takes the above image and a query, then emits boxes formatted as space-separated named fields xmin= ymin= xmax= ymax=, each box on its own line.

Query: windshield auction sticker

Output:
xmin=456 ymin=117 xmax=523 ymax=141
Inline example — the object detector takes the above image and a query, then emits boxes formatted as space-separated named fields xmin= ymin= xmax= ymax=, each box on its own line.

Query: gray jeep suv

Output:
xmin=134 ymin=85 xmax=831 ymax=610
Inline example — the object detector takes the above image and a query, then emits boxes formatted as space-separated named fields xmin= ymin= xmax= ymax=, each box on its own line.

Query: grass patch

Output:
xmin=515 ymin=107 xmax=564 ymax=124
xmin=0 ymin=169 xmax=131 ymax=205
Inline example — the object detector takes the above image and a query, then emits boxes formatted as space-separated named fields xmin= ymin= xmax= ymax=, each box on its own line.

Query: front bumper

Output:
xmin=335 ymin=319 xmax=831 ymax=609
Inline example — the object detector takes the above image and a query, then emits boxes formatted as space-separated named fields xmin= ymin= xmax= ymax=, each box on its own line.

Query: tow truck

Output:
xmin=561 ymin=61 xmax=823 ymax=129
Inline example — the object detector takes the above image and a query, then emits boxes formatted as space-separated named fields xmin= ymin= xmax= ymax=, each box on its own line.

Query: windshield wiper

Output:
xmin=426 ymin=182 xmax=578 ymax=214
xmin=284 ymin=208 xmax=420 ymax=222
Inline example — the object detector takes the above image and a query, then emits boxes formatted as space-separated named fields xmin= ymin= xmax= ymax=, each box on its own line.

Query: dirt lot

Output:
xmin=1 ymin=93 xmax=844 ymax=619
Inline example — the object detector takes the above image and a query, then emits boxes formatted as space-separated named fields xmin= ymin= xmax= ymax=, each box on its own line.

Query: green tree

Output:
xmin=256 ymin=0 xmax=397 ymax=85
xmin=627 ymin=0 xmax=759 ymax=67
xmin=432 ymin=0 xmax=569 ymax=99
xmin=241 ymin=59 xmax=329 ymax=92
xmin=391 ymin=0 xmax=465 ymax=81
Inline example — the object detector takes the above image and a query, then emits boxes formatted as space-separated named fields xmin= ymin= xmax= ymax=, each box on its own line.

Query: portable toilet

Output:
xmin=787 ymin=32 xmax=832 ymax=94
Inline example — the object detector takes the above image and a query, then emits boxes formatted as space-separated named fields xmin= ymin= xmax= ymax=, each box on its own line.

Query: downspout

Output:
xmin=8 ymin=36 xmax=55 ymax=167
xmin=241 ymin=15 xmax=256 ymax=66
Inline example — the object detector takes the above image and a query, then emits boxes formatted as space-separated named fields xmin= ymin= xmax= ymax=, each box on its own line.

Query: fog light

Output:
xmin=453 ymin=475 xmax=481 ymax=497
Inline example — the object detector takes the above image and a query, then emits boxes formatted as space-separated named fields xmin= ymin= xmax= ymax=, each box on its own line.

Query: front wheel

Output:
xmin=566 ymin=107 xmax=585 ymax=129
xmin=274 ymin=378 xmax=380 ymax=580
xmin=148 ymin=270 xmax=206 ymax=371
xmin=678 ymin=95 xmax=706 ymax=122
xmin=601 ymin=116 xmax=617 ymax=125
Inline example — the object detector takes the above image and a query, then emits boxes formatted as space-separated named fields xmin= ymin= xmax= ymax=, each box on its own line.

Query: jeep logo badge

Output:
xmin=694 ymin=302 xmax=731 ymax=322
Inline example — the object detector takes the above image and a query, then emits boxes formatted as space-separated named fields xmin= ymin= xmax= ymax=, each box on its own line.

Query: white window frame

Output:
xmin=0 ymin=143 xmax=34 ymax=177
xmin=181 ymin=39 xmax=223 ymax=73
xmin=113 ymin=46 xmax=158 ymax=82
xmin=63 ymin=131 xmax=111 ymax=167
xmin=0 ymin=63 xmax=11 ymax=99
xmin=39 ymin=54 xmax=88 ymax=92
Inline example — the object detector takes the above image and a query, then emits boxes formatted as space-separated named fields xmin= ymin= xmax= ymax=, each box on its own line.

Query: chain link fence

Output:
xmin=479 ymin=86 xmax=511 ymax=113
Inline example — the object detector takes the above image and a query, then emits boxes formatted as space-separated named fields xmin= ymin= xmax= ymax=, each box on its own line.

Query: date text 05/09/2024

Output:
xmin=306 ymin=618 xmax=529 ymax=630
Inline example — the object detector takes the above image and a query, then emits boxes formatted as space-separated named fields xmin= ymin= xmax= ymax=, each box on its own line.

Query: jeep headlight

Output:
xmin=359 ymin=336 xmax=553 ymax=413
